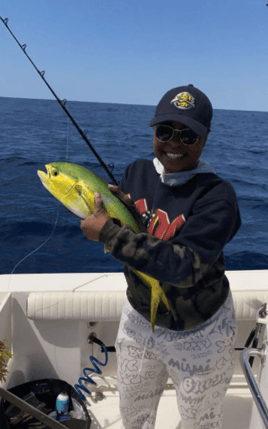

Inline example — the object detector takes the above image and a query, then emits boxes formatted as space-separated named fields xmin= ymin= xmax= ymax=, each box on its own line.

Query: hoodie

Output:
xmin=99 ymin=158 xmax=241 ymax=331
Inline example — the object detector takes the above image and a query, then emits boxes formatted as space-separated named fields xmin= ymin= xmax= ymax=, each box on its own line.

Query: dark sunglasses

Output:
xmin=155 ymin=124 xmax=199 ymax=146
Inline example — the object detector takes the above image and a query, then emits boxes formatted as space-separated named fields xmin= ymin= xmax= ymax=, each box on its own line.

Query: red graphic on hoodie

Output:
xmin=135 ymin=198 xmax=185 ymax=241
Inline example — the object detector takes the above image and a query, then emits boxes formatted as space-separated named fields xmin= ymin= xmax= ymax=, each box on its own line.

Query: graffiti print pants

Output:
xmin=116 ymin=293 xmax=237 ymax=429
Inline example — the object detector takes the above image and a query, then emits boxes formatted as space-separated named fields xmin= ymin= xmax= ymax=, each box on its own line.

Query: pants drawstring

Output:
xmin=139 ymin=335 xmax=150 ymax=371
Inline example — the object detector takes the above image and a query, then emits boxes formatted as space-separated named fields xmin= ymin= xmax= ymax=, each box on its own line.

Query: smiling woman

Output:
xmin=78 ymin=84 xmax=242 ymax=429
xmin=150 ymin=84 xmax=212 ymax=174
xmin=153 ymin=122 xmax=208 ymax=173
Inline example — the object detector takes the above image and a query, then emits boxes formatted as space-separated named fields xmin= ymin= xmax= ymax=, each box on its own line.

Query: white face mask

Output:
xmin=153 ymin=158 xmax=216 ymax=186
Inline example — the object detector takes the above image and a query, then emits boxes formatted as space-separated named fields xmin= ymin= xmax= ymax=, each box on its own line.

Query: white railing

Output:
xmin=240 ymin=346 xmax=268 ymax=428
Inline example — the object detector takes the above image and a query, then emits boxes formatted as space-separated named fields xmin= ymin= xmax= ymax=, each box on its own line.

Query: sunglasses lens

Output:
xmin=180 ymin=129 xmax=199 ymax=145
xmin=155 ymin=125 xmax=173 ymax=142
xmin=155 ymin=125 xmax=199 ymax=145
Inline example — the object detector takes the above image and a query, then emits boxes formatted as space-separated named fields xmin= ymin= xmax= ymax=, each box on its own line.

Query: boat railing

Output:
xmin=240 ymin=342 xmax=268 ymax=428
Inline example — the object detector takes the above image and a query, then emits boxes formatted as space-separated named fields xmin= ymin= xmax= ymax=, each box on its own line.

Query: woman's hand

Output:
xmin=80 ymin=192 xmax=110 ymax=241
xmin=108 ymin=184 xmax=134 ymax=206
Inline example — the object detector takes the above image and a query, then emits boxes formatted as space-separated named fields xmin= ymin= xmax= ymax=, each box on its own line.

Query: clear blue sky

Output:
xmin=1 ymin=0 xmax=267 ymax=111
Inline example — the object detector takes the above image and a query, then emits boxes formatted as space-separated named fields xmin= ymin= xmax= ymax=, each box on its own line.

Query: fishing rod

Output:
xmin=0 ymin=16 xmax=119 ymax=185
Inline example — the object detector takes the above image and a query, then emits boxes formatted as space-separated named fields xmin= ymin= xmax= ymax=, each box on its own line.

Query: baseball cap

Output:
xmin=149 ymin=84 xmax=213 ymax=136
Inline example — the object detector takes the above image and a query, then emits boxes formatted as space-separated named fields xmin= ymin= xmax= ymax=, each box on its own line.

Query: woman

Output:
xmin=81 ymin=84 xmax=241 ymax=429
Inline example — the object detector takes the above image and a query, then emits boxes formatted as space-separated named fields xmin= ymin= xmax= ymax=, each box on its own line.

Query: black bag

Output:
xmin=0 ymin=378 xmax=91 ymax=429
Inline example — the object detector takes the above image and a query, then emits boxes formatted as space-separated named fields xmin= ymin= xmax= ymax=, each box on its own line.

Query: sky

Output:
xmin=0 ymin=0 xmax=267 ymax=111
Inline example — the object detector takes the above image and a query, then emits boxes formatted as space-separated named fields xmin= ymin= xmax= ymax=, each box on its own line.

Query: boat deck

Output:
xmin=81 ymin=381 xmax=252 ymax=429
xmin=1 ymin=270 xmax=268 ymax=428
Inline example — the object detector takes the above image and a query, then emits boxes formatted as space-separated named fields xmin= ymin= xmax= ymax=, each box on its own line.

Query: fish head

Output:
xmin=37 ymin=162 xmax=95 ymax=219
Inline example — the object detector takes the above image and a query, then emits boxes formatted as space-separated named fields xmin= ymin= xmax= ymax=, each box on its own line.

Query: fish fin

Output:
xmin=150 ymin=291 xmax=160 ymax=333
xmin=159 ymin=287 xmax=170 ymax=312
xmin=150 ymin=281 xmax=170 ymax=332
xmin=74 ymin=184 xmax=83 ymax=193
xmin=132 ymin=270 xmax=170 ymax=332
xmin=74 ymin=183 xmax=90 ymax=199
xmin=74 ymin=183 xmax=94 ymax=212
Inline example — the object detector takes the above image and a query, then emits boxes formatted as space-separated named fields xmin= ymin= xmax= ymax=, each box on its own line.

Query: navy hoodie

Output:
xmin=100 ymin=159 xmax=241 ymax=331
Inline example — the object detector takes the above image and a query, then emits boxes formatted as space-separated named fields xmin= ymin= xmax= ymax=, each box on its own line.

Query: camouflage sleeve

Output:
xmin=99 ymin=197 xmax=239 ymax=288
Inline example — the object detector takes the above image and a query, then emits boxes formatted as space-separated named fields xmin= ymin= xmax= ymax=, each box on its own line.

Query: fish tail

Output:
xmin=160 ymin=289 xmax=170 ymax=312
xmin=150 ymin=292 xmax=160 ymax=333
xmin=150 ymin=280 xmax=170 ymax=332
xmin=132 ymin=270 xmax=170 ymax=332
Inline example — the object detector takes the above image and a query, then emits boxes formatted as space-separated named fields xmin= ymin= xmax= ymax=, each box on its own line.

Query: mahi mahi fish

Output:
xmin=37 ymin=162 xmax=170 ymax=331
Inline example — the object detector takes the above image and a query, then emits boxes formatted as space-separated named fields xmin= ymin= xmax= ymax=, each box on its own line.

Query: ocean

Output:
xmin=0 ymin=96 xmax=267 ymax=275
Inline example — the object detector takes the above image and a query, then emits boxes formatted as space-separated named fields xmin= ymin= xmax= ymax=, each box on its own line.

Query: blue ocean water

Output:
xmin=0 ymin=96 xmax=267 ymax=274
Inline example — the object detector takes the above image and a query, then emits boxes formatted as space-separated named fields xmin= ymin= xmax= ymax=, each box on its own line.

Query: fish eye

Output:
xmin=52 ymin=170 xmax=58 ymax=177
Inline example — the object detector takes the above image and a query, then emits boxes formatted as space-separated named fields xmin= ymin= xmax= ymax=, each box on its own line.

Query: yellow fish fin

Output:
xmin=74 ymin=183 xmax=94 ymax=213
xmin=132 ymin=270 xmax=170 ymax=332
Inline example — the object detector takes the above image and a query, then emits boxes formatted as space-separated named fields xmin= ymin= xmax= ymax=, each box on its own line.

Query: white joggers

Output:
xmin=116 ymin=293 xmax=237 ymax=429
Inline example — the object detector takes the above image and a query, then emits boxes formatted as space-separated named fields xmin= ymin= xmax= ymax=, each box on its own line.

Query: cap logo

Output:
xmin=170 ymin=92 xmax=195 ymax=110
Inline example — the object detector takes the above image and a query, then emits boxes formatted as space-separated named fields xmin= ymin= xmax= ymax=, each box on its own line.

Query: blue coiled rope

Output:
xmin=75 ymin=337 xmax=109 ymax=401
